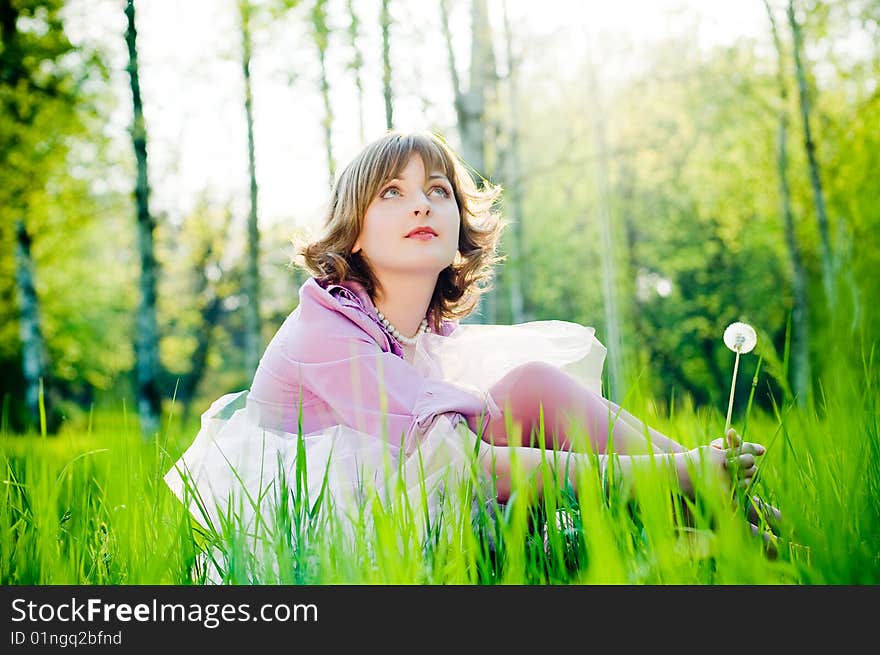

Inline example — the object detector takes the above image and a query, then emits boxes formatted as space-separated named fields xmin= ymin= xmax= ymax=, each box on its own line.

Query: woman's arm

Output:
xmin=480 ymin=431 xmax=762 ymax=503
xmin=289 ymin=332 xmax=500 ymax=449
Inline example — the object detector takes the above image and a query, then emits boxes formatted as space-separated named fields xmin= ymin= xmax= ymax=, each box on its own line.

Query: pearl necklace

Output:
xmin=375 ymin=310 xmax=429 ymax=345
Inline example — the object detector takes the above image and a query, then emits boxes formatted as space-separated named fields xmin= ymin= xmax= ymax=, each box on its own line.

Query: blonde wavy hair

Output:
xmin=293 ymin=131 xmax=507 ymax=331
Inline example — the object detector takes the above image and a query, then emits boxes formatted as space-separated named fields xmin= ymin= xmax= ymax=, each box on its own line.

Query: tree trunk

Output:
xmin=585 ymin=36 xmax=625 ymax=401
xmin=180 ymin=295 xmax=222 ymax=426
xmin=180 ymin=208 xmax=234 ymax=424
xmin=766 ymin=0 xmax=811 ymax=407
xmin=346 ymin=0 xmax=366 ymax=144
xmin=788 ymin=0 xmax=834 ymax=310
xmin=617 ymin=155 xmax=641 ymax=354
xmin=461 ymin=0 xmax=491 ymax=175
xmin=13 ymin=220 xmax=49 ymax=431
xmin=239 ymin=0 xmax=262 ymax=379
xmin=312 ymin=0 xmax=335 ymax=183
xmin=125 ymin=0 xmax=162 ymax=439
xmin=500 ymin=0 xmax=526 ymax=325
xmin=381 ymin=0 xmax=393 ymax=130
xmin=440 ymin=0 xmax=496 ymax=323
xmin=3 ymin=2 xmax=50 ymax=433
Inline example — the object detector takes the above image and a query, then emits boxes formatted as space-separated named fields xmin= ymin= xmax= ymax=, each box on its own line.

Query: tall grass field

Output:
xmin=2 ymin=353 xmax=878 ymax=586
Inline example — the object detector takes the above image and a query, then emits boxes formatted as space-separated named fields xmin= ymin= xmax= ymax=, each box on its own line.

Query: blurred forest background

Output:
xmin=1 ymin=0 xmax=878 ymax=439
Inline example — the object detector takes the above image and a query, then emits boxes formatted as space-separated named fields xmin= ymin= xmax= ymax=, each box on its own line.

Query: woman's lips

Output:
xmin=406 ymin=232 xmax=437 ymax=240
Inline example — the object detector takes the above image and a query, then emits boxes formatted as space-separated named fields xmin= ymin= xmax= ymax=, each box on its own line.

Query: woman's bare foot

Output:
xmin=748 ymin=521 xmax=779 ymax=559
xmin=676 ymin=429 xmax=764 ymax=498
xmin=745 ymin=496 xmax=782 ymax=535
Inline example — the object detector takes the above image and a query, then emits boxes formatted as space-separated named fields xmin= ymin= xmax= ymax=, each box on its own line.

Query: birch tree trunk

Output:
xmin=440 ymin=0 xmax=497 ymax=323
xmin=346 ymin=0 xmax=366 ymax=144
xmin=239 ymin=0 xmax=262 ymax=378
xmin=788 ymin=0 xmax=835 ymax=310
xmin=500 ymin=0 xmax=526 ymax=324
xmin=312 ymin=0 xmax=336 ymax=183
xmin=766 ymin=0 xmax=811 ymax=407
xmin=13 ymin=220 xmax=49 ymax=431
xmin=125 ymin=0 xmax=162 ymax=438
xmin=381 ymin=0 xmax=394 ymax=129
xmin=2 ymin=0 xmax=52 ymax=432
xmin=585 ymin=36 xmax=625 ymax=401
xmin=462 ymin=0 xmax=491 ymax=179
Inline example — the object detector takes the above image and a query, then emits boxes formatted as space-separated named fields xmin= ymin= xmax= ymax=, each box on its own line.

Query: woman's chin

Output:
xmin=379 ymin=261 xmax=453 ymax=277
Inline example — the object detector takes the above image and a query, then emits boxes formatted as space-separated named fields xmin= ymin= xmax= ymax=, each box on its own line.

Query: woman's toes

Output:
xmin=747 ymin=496 xmax=782 ymax=532
xmin=749 ymin=522 xmax=779 ymax=560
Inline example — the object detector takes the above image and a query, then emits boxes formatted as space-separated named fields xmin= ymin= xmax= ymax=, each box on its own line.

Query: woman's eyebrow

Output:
xmin=387 ymin=173 xmax=450 ymax=183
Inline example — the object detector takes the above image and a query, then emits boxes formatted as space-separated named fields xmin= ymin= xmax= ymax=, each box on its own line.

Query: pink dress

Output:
xmin=164 ymin=276 xmax=606 ymax=538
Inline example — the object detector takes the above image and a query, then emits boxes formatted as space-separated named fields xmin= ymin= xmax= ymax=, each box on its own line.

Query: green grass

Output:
xmin=2 ymin=359 xmax=878 ymax=585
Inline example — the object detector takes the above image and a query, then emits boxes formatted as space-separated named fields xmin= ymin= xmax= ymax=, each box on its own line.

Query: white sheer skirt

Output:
xmin=163 ymin=320 xmax=606 ymax=574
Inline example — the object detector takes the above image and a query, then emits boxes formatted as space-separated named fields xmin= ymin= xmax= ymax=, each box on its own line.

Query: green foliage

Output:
xmin=0 ymin=0 xmax=134 ymax=425
xmin=508 ymin=11 xmax=878 ymax=418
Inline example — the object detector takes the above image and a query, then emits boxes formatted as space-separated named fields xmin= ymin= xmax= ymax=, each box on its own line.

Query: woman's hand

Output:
xmin=710 ymin=428 xmax=765 ymax=487
xmin=677 ymin=429 xmax=765 ymax=497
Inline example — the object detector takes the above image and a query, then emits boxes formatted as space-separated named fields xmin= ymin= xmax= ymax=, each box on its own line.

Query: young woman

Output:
xmin=165 ymin=131 xmax=778 ymax=543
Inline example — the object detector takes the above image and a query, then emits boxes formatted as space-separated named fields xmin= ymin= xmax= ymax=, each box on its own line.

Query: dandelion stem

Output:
xmin=725 ymin=350 xmax=741 ymax=436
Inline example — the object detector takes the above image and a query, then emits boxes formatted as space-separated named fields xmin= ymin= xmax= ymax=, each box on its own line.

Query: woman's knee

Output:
xmin=510 ymin=360 xmax=560 ymax=383
xmin=491 ymin=361 xmax=561 ymax=402
xmin=484 ymin=362 xmax=566 ymax=444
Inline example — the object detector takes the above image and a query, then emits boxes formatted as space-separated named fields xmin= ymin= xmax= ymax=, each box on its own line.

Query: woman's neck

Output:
xmin=372 ymin=271 xmax=436 ymax=339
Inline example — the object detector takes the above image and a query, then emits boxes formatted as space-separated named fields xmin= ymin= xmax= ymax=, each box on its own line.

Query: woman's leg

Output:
xmin=471 ymin=361 xmax=683 ymax=455
xmin=476 ymin=439 xmax=779 ymax=558
xmin=602 ymin=396 xmax=688 ymax=454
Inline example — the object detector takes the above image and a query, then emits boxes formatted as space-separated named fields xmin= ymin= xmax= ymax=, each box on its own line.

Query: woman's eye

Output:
xmin=431 ymin=186 xmax=451 ymax=198
xmin=381 ymin=187 xmax=400 ymax=199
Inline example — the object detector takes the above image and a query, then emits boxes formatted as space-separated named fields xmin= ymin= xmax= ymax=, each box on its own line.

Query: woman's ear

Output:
xmin=351 ymin=240 xmax=361 ymax=254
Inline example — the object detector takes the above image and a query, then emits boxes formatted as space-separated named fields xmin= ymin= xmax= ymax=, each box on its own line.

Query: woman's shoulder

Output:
xmin=292 ymin=277 xmax=393 ymax=352
xmin=301 ymin=276 xmax=369 ymax=311
xmin=436 ymin=319 xmax=458 ymax=337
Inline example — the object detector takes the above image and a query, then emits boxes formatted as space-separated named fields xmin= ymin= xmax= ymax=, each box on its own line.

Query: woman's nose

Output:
xmin=413 ymin=193 xmax=432 ymax=216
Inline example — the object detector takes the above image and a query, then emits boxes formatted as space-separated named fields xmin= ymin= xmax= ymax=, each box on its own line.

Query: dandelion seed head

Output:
xmin=723 ymin=321 xmax=757 ymax=354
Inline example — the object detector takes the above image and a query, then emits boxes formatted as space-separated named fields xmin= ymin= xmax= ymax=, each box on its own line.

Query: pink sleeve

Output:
xmin=297 ymin=336 xmax=494 ymax=450
xmin=249 ymin=293 xmax=498 ymax=452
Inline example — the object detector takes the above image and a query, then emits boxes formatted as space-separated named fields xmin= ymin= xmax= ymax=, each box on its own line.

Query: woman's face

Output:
xmin=352 ymin=153 xmax=460 ymax=279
